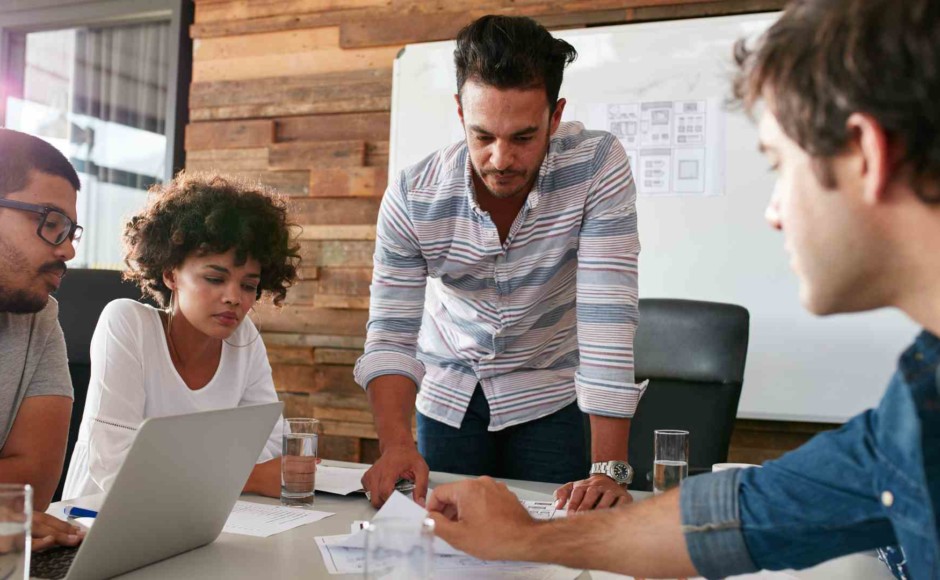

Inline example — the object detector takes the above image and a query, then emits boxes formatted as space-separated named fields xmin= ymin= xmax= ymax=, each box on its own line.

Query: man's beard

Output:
xmin=0 ymin=286 xmax=49 ymax=313
xmin=0 ymin=238 xmax=66 ymax=313
xmin=472 ymin=165 xmax=537 ymax=199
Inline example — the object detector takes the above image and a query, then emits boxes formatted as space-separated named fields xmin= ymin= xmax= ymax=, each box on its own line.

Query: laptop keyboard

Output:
xmin=30 ymin=546 xmax=79 ymax=580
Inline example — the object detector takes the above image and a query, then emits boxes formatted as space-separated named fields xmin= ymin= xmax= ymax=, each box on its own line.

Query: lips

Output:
xmin=213 ymin=312 xmax=239 ymax=326
xmin=44 ymin=271 xmax=63 ymax=290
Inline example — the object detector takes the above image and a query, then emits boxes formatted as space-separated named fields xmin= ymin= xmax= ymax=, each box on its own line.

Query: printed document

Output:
xmin=223 ymin=500 xmax=333 ymax=537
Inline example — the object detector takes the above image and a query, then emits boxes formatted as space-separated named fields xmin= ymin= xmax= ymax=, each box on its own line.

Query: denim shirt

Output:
xmin=680 ymin=330 xmax=940 ymax=579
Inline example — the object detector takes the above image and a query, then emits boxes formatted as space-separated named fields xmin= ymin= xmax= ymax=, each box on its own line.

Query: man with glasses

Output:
xmin=0 ymin=128 xmax=86 ymax=549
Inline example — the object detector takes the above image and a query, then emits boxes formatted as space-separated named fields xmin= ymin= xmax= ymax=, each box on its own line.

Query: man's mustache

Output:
xmin=38 ymin=261 xmax=68 ymax=278
xmin=483 ymin=169 xmax=525 ymax=178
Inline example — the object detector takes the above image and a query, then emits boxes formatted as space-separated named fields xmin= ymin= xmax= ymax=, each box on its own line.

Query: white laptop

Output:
xmin=32 ymin=402 xmax=282 ymax=580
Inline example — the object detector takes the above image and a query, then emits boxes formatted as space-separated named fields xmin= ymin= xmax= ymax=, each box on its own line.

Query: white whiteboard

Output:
xmin=389 ymin=13 xmax=919 ymax=423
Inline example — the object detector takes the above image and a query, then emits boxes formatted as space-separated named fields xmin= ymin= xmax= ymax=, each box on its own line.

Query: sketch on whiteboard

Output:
xmin=607 ymin=100 xmax=715 ymax=196
xmin=568 ymin=99 xmax=722 ymax=197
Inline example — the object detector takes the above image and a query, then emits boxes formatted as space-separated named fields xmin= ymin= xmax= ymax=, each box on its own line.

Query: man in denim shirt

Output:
xmin=424 ymin=0 xmax=940 ymax=577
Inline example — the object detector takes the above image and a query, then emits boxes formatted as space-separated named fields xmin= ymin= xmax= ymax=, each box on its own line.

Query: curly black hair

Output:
xmin=123 ymin=172 xmax=301 ymax=307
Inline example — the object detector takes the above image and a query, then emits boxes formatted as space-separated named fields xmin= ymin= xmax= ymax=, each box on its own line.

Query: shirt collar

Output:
xmin=900 ymin=330 xmax=940 ymax=399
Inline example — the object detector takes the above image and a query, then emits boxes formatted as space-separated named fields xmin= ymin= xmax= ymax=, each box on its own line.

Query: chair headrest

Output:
xmin=54 ymin=269 xmax=149 ymax=365
xmin=635 ymin=298 xmax=749 ymax=385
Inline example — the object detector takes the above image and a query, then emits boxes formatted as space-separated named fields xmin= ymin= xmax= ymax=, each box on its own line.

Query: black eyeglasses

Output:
xmin=0 ymin=199 xmax=83 ymax=246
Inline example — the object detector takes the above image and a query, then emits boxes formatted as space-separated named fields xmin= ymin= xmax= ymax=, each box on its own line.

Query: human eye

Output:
xmin=43 ymin=214 xmax=63 ymax=229
xmin=204 ymin=277 xmax=224 ymax=284
xmin=242 ymin=283 xmax=259 ymax=293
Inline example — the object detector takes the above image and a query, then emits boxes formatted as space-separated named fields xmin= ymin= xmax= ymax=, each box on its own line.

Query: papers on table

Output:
xmin=521 ymin=500 xmax=567 ymax=520
xmin=222 ymin=500 xmax=333 ymax=537
xmin=338 ymin=491 xmax=461 ymax=555
xmin=316 ymin=465 xmax=368 ymax=495
xmin=316 ymin=534 xmax=580 ymax=578
xmin=316 ymin=491 xmax=580 ymax=577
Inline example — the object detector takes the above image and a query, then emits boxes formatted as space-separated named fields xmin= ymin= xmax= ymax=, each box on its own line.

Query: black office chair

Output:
xmin=585 ymin=298 xmax=750 ymax=492
xmin=52 ymin=268 xmax=151 ymax=502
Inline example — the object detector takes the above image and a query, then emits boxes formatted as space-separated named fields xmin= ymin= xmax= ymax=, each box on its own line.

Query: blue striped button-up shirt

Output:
xmin=354 ymin=121 xmax=645 ymax=430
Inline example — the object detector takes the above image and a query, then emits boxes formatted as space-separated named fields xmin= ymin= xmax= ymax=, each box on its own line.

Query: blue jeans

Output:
xmin=417 ymin=386 xmax=589 ymax=484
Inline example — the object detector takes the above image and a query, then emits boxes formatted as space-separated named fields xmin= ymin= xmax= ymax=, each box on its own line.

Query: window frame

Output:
xmin=0 ymin=0 xmax=193 ymax=179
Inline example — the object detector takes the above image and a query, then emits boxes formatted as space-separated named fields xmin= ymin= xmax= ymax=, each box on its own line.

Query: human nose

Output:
xmin=765 ymin=183 xmax=783 ymax=231
xmin=223 ymin=281 xmax=241 ymax=306
xmin=54 ymin=238 xmax=76 ymax=262
xmin=490 ymin=140 xmax=514 ymax=171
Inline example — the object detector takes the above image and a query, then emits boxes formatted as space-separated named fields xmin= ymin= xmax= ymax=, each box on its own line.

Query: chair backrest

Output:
xmin=624 ymin=298 xmax=750 ymax=491
xmin=52 ymin=268 xmax=150 ymax=501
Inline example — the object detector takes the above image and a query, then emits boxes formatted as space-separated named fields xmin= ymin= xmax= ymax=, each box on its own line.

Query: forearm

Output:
xmin=0 ymin=456 xmax=58 ymax=510
xmin=589 ymin=414 xmax=631 ymax=462
xmin=367 ymin=375 xmax=418 ymax=451
xmin=525 ymin=489 xmax=696 ymax=577
xmin=243 ymin=457 xmax=280 ymax=497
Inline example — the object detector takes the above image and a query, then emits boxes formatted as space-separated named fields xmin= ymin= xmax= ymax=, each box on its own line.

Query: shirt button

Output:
xmin=881 ymin=491 xmax=894 ymax=508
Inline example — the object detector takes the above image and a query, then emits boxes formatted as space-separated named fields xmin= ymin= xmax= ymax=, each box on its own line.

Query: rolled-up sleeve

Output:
xmin=354 ymin=173 xmax=428 ymax=390
xmin=682 ymin=409 xmax=902 ymax=578
xmin=575 ymin=135 xmax=645 ymax=417
xmin=680 ymin=469 xmax=758 ymax=579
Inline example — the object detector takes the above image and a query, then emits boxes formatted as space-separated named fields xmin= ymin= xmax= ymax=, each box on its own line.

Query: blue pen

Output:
xmin=64 ymin=506 xmax=98 ymax=518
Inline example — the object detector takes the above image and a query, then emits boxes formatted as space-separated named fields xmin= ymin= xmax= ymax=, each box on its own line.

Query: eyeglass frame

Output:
xmin=0 ymin=198 xmax=84 ymax=247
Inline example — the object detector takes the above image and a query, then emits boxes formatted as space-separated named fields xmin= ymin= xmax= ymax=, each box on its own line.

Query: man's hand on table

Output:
xmin=361 ymin=444 xmax=429 ymax=508
xmin=31 ymin=511 xmax=85 ymax=551
xmin=426 ymin=476 xmax=539 ymax=561
xmin=554 ymin=474 xmax=633 ymax=512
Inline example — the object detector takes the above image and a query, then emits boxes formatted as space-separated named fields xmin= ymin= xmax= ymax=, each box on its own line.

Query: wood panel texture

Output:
xmin=188 ymin=0 xmax=802 ymax=463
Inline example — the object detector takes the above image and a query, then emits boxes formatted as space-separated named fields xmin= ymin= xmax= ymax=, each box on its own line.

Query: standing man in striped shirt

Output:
xmin=356 ymin=15 xmax=645 ymax=510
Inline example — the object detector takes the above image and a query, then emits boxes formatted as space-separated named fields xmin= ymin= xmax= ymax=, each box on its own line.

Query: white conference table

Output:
xmin=50 ymin=460 xmax=893 ymax=580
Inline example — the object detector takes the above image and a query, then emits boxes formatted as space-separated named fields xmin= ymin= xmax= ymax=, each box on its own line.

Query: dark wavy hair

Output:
xmin=123 ymin=172 xmax=301 ymax=307
xmin=454 ymin=15 xmax=578 ymax=114
xmin=732 ymin=0 xmax=940 ymax=202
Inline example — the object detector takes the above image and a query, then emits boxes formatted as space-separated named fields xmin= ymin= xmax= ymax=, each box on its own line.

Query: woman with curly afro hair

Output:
xmin=63 ymin=172 xmax=304 ymax=500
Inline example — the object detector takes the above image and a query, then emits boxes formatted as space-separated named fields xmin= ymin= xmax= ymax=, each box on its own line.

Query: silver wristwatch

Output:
xmin=590 ymin=460 xmax=634 ymax=486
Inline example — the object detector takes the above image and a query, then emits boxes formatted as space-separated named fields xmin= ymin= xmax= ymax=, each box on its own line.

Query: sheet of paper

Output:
xmin=317 ymin=534 xmax=366 ymax=574
xmin=222 ymin=500 xmax=333 ymax=538
xmin=316 ymin=465 xmax=368 ymax=495
xmin=316 ymin=533 xmax=580 ymax=578
xmin=568 ymin=99 xmax=725 ymax=198
xmin=338 ymin=491 xmax=465 ymax=555
xmin=521 ymin=500 xmax=567 ymax=520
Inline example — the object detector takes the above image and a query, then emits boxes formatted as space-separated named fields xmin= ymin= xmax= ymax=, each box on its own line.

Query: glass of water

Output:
xmin=364 ymin=517 xmax=434 ymax=580
xmin=653 ymin=429 xmax=689 ymax=494
xmin=281 ymin=418 xmax=319 ymax=508
xmin=0 ymin=484 xmax=32 ymax=580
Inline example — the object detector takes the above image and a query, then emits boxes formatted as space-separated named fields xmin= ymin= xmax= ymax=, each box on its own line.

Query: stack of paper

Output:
xmin=314 ymin=491 xmax=581 ymax=578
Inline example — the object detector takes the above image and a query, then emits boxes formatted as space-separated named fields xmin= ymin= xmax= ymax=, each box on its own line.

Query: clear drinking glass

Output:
xmin=364 ymin=517 xmax=434 ymax=580
xmin=653 ymin=429 xmax=689 ymax=494
xmin=0 ymin=484 xmax=32 ymax=580
xmin=281 ymin=418 xmax=319 ymax=508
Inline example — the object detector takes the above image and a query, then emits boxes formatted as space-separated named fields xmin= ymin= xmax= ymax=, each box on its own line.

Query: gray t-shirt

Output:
xmin=0 ymin=297 xmax=73 ymax=450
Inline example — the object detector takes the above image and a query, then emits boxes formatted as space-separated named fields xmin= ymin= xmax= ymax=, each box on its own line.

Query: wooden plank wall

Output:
xmin=186 ymin=0 xmax=834 ymax=466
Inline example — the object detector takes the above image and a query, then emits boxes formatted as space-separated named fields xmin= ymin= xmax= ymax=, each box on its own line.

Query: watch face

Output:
xmin=613 ymin=463 xmax=629 ymax=480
